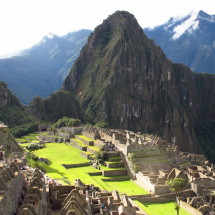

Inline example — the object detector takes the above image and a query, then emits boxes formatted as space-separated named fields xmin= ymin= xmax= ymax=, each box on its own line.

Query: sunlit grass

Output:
xmin=19 ymin=133 xmax=149 ymax=196
xmin=134 ymin=200 xmax=192 ymax=215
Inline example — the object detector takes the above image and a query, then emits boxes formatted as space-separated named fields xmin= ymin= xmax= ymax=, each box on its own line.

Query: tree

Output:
xmin=51 ymin=117 xmax=81 ymax=129
xmin=94 ymin=121 xmax=108 ymax=128
xmin=166 ymin=178 xmax=187 ymax=215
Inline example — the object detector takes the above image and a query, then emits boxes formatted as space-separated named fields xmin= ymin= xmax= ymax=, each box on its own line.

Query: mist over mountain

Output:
xmin=63 ymin=11 xmax=215 ymax=161
xmin=144 ymin=10 xmax=215 ymax=74
xmin=0 ymin=29 xmax=91 ymax=104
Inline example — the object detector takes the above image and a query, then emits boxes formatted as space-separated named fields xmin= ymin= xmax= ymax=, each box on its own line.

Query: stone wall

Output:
xmin=80 ymin=152 xmax=92 ymax=159
xmin=136 ymin=172 xmax=155 ymax=193
xmin=180 ymin=201 xmax=202 ymax=215
xmin=0 ymin=173 xmax=25 ymax=215
xmin=82 ymin=131 xmax=96 ymax=140
xmin=102 ymin=169 xmax=127 ymax=177
xmin=62 ymin=163 xmax=90 ymax=169
xmin=59 ymin=127 xmax=83 ymax=135
xmin=106 ymin=162 xmax=124 ymax=168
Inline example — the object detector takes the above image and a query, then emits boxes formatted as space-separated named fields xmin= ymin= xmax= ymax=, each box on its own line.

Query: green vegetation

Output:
xmin=28 ymin=90 xmax=85 ymax=123
xmin=108 ymin=157 xmax=121 ymax=162
xmin=166 ymin=178 xmax=187 ymax=215
xmin=11 ymin=122 xmax=38 ymax=137
xmin=179 ymin=161 xmax=191 ymax=166
xmin=134 ymin=201 xmax=191 ymax=215
xmin=51 ymin=117 xmax=81 ymax=130
xmin=94 ymin=121 xmax=109 ymax=128
xmin=76 ymin=135 xmax=94 ymax=141
xmin=26 ymin=152 xmax=47 ymax=173
xmin=19 ymin=132 xmax=148 ymax=195
xmin=129 ymin=149 xmax=165 ymax=159
xmin=95 ymin=151 xmax=109 ymax=164
xmin=26 ymin=142 xmax=45 ymax=151
xmin=17 ymin=132 xmax=40 ymax=142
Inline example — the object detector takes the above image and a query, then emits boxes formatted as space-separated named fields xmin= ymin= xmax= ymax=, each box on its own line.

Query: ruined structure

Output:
xmin=1 ymin=123 xmax=215 ymax=214
xmin=81 ymin=126 xmax=215 ymax=214
xmin=0 ymin=151 xmax=47 ymax=215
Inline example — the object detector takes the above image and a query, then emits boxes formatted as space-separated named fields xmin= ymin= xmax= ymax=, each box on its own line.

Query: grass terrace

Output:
xmin=134 ymin=200 xmax=192 ymax=215
xmin=18 ymin=132 xmax=149 ymax=196
xmin=76 ymin=135 xmax=94 ymax=141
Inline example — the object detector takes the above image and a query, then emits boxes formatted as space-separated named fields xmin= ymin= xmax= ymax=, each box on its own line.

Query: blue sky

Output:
xmin=0 ymin=0 xmax=214 ymax=57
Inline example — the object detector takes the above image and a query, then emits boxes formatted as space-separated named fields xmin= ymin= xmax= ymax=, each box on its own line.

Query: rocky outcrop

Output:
xmin=0 ymin=122 xmax=22 ymax=153
xmin=63 ymin=11 xmax=215 ymax=160
xmin=0 ymin=81 xmax=21 ymax=108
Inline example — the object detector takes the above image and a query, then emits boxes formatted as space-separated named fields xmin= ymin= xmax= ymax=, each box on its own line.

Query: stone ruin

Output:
xmin=49 ymin=181 xmax=142 ymax=215
xmin=0 ymin=158 xmax=47 ymax=215
xmin=1 ymin=122 xmax=215 ymax=214
xmin=81 ymin=126 xmax=215 ymax=214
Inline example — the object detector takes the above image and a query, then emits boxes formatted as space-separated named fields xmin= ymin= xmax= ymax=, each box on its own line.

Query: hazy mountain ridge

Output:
xmin=144 ymin=10 xmax=215 ymax=74
xmin=0 ymin=29 xmax=91 ymax=104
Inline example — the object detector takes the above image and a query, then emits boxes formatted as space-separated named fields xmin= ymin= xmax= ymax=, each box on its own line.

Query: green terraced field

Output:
xmin=134 ymin=200 xmax=192 ymax=215
xmin=19 ymin=133 xmax=149 ymax=195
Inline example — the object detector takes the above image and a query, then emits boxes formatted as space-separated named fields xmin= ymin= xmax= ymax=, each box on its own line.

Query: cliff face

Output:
xmin=63 ymin=11 xmax=215 ymax=160
xmin=0 ymin=81 xmax=35 ymax=128
xmin=0 ymin=81 xmax=21 ymax=108
xmin=28 ymin=90 xmax=85 ymax=122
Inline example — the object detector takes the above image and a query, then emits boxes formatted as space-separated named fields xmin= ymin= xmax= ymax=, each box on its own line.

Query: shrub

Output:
xmin=26 ymin=152 xmax=46 ymax=172
xmin=26 ymin=142 xmax=45 ymax=151
xmin=11 ymin=122 xmax=38 ymax=138
xmin=26 ymin=152 xmax=39 ymax=161
xmin=94 ymin=121 xmax=109 ymax=128
xmin=51 ymin=117 xmax=81 ymax=130
xmin=95 ymin=151 xmax=108 ymax=162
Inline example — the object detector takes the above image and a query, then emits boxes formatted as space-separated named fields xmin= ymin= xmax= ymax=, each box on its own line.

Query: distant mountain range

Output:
xmin=144 ymin=10 xmax=215 ymax=74
xmin=0 ymin=10 xmax=215 ymax=105
xmin=0 ymin=30 xmax=91 ymax=104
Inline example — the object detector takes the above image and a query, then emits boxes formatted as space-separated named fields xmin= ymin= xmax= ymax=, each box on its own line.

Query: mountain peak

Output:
xmin=93 ymin=10 xmax=142 ymax=41
xmin=171 ymin=11 xmax=199 ymax=40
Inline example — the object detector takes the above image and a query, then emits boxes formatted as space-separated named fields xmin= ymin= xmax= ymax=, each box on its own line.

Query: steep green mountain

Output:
xmin=144 ymin=10 xmax=215 ymax=74
xmin=0 ymin=30 xmax=91 ymax=104
xmin=28 ymin=90 xmax=85 ymax=122
xmin=0 ymin=81 xmax=35 ymax=127
xmin=63 ymin=11 xmax=215 ymax=161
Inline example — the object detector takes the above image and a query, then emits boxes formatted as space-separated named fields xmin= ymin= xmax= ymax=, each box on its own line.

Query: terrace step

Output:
xmin=106 ymin=151 xmax=119 ymax=158
xmin=62 ymin=163 xmax=90 ymax=168
xmin=102 ymin=175 xmax=130 ymax=181
xmin=87 ymin=146 xmax=100 ymax=154
xmin=108 ymin=157 xmax=122 ymax=162
xmin=106 ymin=161 xmax=124 ymax=168
xmin=88 ymin=172 xmax=102 ymax=176
xmin=80 ymin=151 xmax=93 ymax=159
xmin=75 ymin=135 xmax=94 ymax=146
xmin=102 ymin=169 xmax=127 ymax=177
xmin=69 ymin=141 xmax=88 ymax=151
